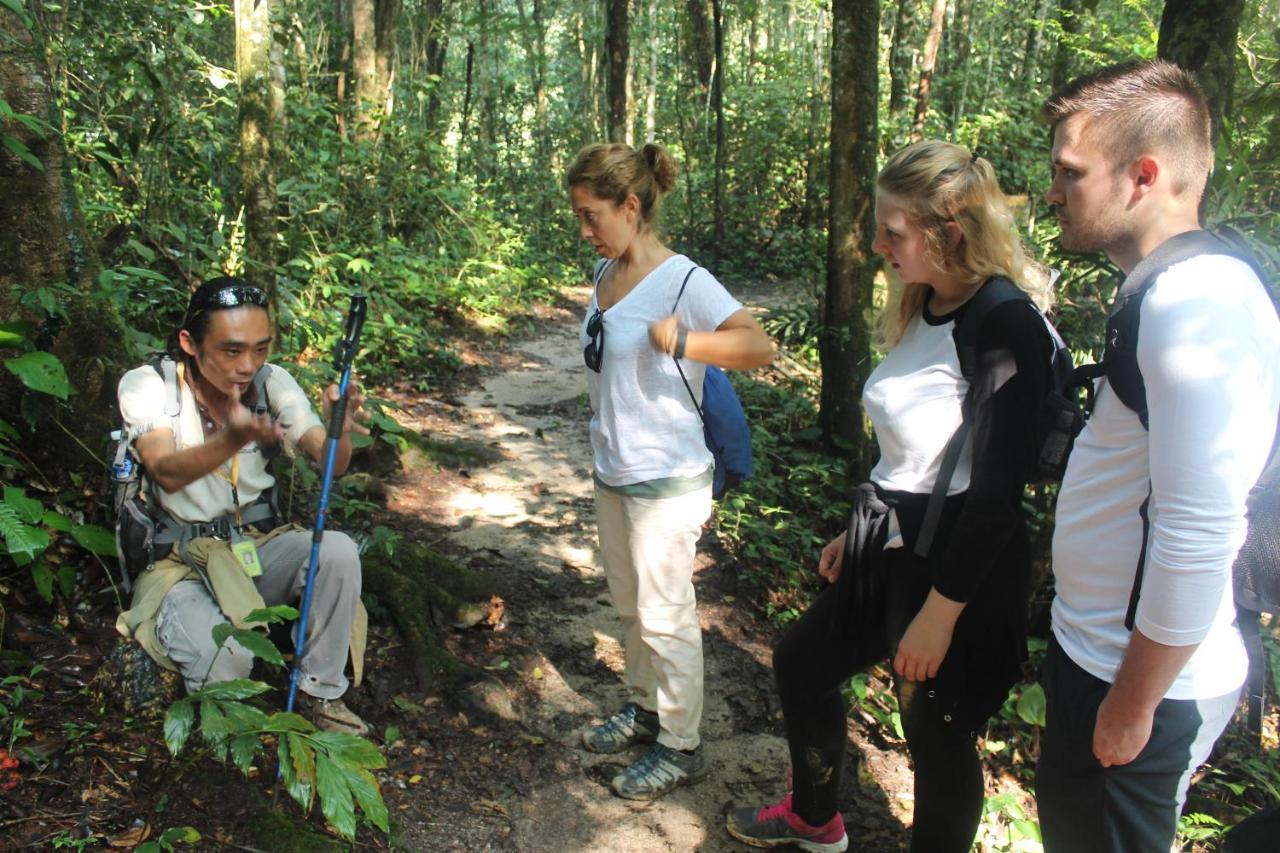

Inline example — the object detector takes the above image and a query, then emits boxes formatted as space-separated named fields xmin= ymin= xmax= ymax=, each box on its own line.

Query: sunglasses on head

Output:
xmin=583 ymin=308 xmax=605 ymax=372
xmin=183 ymin=283 xmax=269 ymax=327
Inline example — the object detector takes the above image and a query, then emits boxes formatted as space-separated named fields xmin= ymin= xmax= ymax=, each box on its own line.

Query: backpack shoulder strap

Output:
xmin=147 ymin=354 xmax=183 ymax=419
xmin=1104 ymin=230 xmax=1246 ymax=428
xmin=592 ymin=258 xmax=612 ymax=287
xmin=670 ymin=263 xmax=698 ymax=313
xmin=670 ymin=265 xmax=704 ymax=421
xmin=914 ymin=277 xmax=1028 ymax=558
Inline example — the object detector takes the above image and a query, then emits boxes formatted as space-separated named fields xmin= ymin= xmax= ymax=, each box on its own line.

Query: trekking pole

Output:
xmin=286 ymin=293 xmax=367 ymax=715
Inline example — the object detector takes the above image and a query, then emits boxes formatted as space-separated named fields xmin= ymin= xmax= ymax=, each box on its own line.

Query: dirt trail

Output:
xmin=378 ymin=284 xmax=913 ymax=851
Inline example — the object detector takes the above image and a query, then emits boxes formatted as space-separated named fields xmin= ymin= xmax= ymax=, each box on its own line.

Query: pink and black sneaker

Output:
xmin=726 ymin=793 xmax=848 ymax=852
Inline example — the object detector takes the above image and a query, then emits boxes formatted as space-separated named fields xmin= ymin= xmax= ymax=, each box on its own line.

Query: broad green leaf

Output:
xmin=0 ymin=1 xmax=28 ymax=21
xmin=334 ymin=757 xmax=389 ymax=833
xmin=186 ymin=678 xmax=270 ymax=702
xmin=117 ymin=265 xmax=170 ymax=282
xmin=31 ymin=561 xmax=53 ymax=602
xmin=41 ymin=510 xmax=72 ymax=532
xmin=311 ymin=730 xmax=385 ymax=769
xmin=57 ymin=564 xmax=75 ymax=598
xmin=262 ymin=711 xmax=316 ymax=734
xmin=346 ymin=257 xmax=372 ymax=275
xmin=3 ymin=487 xmax=43 ymax=523
xmin=1 ymin=135 xmax=43 ymax=171
xmin=314 ymin=752 xmax=357 ymax=839
xmin=0 ymin=419 xmax=19 ymax=441
xmin=230 ymin=628 xmax=285 ymax=667
xmin=0 ymin=321 xmax=30 ymax=348
xmin=71 ymin=523 xmax=117 ymax=556
xmin=1016 ymin=683 xmax=1047 ymax=728
xmin=164 ymin=698 xmax=196 ymax=755
xmin=242 ymin=604 xmax=299 ymax=625
xmin=1 ymin=505 xmax=48 ymax=566
xmin=157 ymin=826 xmax=200 ymax=845
xmin=284 ymin=731 xmax=317 ymax=811
xmin=229 ymin=732 xmax=259 ymax=775
xmin=218 ymin=698 xmax=268 ymax=732
xmin=199 ymin=700 xmax=232 ymax=761
xmin=4 ymin=351 xmax=70 ymax=399
xmin=211 ymin=623 xmax=233 ymax=649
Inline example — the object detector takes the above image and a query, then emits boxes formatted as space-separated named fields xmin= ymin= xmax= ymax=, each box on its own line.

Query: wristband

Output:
xmin=674 ymin=327 xmax=688 ymax=360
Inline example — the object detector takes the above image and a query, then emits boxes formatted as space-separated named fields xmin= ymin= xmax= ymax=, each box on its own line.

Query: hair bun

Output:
xmin=641 ymin=143 xmax=679 ymax=194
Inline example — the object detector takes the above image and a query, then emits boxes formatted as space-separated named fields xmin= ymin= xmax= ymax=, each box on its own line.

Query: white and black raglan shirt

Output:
xmin=1052 ymin=254 xmax=1280 ymax=701
xmin=864 ymin=291 xmax=1054 ymax=604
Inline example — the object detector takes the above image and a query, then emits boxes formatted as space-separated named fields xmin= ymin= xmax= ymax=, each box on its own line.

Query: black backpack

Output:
xmin=108 ymin=355 xmax=277 ymax=590
xmin=914 ymin=276 xmax=1083 ymax=558
xmin=1086 ymin=230 xmax=1280 ymax=734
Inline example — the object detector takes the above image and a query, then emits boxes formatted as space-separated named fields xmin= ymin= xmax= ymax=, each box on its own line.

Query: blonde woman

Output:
xmin=567 ymin=142 xmax=773 ymax=800
xmin=729 ymin=141 xmax=1056 ymax=852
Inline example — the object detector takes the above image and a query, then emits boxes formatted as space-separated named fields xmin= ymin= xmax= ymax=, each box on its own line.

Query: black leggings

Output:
xmin=774 ymin=578 xmax=984 ymax=853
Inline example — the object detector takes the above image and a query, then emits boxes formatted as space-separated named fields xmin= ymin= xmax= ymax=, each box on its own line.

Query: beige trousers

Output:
xmin=593 ymin=482 xmax=712 ymax=751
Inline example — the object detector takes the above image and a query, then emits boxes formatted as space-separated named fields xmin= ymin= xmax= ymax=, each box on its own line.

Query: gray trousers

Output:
xmin=154 ymin=530 xmax=361 ymax=700
xmin=1036 ymin=636 xmax=1238 ymax=853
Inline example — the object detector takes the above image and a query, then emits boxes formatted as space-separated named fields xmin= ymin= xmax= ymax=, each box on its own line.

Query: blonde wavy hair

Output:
xmin=873 ymin=140 xmax=1053 ymax=349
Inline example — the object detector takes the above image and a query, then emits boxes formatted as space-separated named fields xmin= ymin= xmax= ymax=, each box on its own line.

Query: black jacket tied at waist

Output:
xmin=830 ymin=483 xmax=900 ymax=641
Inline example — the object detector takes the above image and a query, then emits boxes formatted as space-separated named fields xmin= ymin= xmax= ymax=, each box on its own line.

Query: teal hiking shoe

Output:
xmin=581 ymin=702 xmax=659 ymax=754
xmin=611 ymin=742 xmax=708 ymax=800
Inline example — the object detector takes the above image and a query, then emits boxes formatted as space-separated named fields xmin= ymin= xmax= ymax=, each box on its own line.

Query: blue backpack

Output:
xmin=669 ymin=266 xmax=753 ymax=498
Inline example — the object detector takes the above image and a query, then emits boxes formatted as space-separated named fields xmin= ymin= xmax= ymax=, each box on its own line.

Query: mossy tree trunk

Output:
xmin=236 ymin=0 xmax=279 ymax=298
xmin=0 ymin=7 xmax=125 ymax=466
xmin=820 ymin=0 xmax=878 ymax=478
xmin=1158 ymin=0 xmax=1244 ymax=145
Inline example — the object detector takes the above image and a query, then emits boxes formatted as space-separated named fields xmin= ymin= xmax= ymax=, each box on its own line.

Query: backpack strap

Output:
xmin=914 ymin=278 xmax=1028 ymax=559
xmin=669 ymin=265 xmax=706 ymax=423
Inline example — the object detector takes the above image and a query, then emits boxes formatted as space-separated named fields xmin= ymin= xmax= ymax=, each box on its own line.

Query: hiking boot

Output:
xmin=611 ymin=742 xmax=708 ymax=800
xmin=297 ymin=694 xmax=370 ymax=737
xmin=581 ymin=702 xmax=659 ymax=754
xmin=726 ymin=793 xmax=848 ymax=852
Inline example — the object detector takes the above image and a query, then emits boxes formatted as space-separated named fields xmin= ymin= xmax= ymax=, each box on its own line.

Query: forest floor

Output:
xmin=0 ymin=279 xmax=927 ymax=851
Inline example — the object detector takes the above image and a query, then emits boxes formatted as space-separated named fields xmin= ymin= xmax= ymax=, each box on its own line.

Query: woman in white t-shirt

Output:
xmin=566 ymin=142 xmax=773 ymax=801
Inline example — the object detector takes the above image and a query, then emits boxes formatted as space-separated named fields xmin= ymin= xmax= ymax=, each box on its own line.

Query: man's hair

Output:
xmin=1042 ymin=60 xmax=1213 ymax=199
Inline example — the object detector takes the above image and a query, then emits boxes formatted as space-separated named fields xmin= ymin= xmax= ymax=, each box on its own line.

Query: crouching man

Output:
xmin=115 ymin=277 xmax=370 ymax=735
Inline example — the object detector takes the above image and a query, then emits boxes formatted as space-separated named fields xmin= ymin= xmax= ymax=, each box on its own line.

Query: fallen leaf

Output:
xmin=409 ymin=774 xmax=423 ymax=784
xmin=532 ymin=666 xmax=544 ymax=680
xmin=107 ymin=823 xmax=151 ymax=847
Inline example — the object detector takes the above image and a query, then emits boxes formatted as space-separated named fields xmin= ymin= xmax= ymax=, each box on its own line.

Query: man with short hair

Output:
xmin=1037 ymin=60 xmax=1280 ymax=851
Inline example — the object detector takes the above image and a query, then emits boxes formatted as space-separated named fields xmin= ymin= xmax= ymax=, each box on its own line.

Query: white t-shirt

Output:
xmin=117 ymin=361 xmax=323 ymax=524
xmin=581 ymin=255 xmax=743 ymax=487
xmin=1052 ymin=253 xmax=1280 ymax=700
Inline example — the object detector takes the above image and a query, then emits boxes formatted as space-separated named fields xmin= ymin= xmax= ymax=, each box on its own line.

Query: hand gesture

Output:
xmin=648 ymin=314 xmax=681 ymax=355
xmin=226 ymin=401 xmax=284 ymax=448
xmin=818 ymin=532 xmax=847 ymax=583
xmin=322 ymin=382 xmax=371 ymax=437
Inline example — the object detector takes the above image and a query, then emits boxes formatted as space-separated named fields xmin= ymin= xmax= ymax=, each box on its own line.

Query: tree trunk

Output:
xmin=910 ymin=0 xmax=947 ymax=142
xmin=821 ymin=0 xmax=878 ymax=473
xmin=0 ymin=7 xmax=126 ymax=462
xmin=1050 ymin=0 xmax=1081 ymax=93
xmin=644 ymin=0 xmax=658 ymax=143
xmin=1019 ymin=0 xmax=1053 ymax=91
xmin=236 ymin=0 xmax=278 ymax=297
xmin=606 ymin=0 xmax=630 ymax=143
xmin=802 ymin=7 xmax=826 ymax=228
xmin=374 ymin=0 xmax=401 ymax=127
xmin=351 ymin=0 xmax=377 ymax=141
xmin=710 ymin=0 xmax=724 ymax=267
xmin=685 ymin=0 xmax=713 ymax=98
xmin=456 ymin=40 xmax=474 ymax=174
xmin=888 ymin=0 xmax=918 ymax=118
xmin=948 ymin=0 xmax=975 ymax=132
xmin=1157 ymin=0 xmax=1244 ymax=143
xmin=421 ymin=0 xmax=448 ymax=134
xmin=334 ymin=0 xmax=351 ymax=140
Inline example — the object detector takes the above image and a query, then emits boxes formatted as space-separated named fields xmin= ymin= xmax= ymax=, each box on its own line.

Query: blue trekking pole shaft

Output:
xmin=287 ymin=294 xmax=367 ymax=714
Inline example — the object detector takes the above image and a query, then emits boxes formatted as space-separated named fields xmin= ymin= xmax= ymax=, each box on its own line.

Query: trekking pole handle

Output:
xmin=326 ymin=294 xmax=367 ymax=441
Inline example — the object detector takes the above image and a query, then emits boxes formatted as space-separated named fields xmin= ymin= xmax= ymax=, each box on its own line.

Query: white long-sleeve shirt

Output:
xmin=1052 ymin=253 xmax=1280 ymax=700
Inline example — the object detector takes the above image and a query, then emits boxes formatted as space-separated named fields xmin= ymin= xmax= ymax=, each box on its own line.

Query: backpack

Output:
xmin=670 ymin=266 xmax=753 ymax=499
xmin=588 ymin=260 xmax=753 ymax=499
xmin=913 ymin=276 xmax=1082 ymax=558
xmin=108 ymin=355 xmax=277 ymax=590
xmin=1092 ymin=230 xmax=1280 ymax=734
